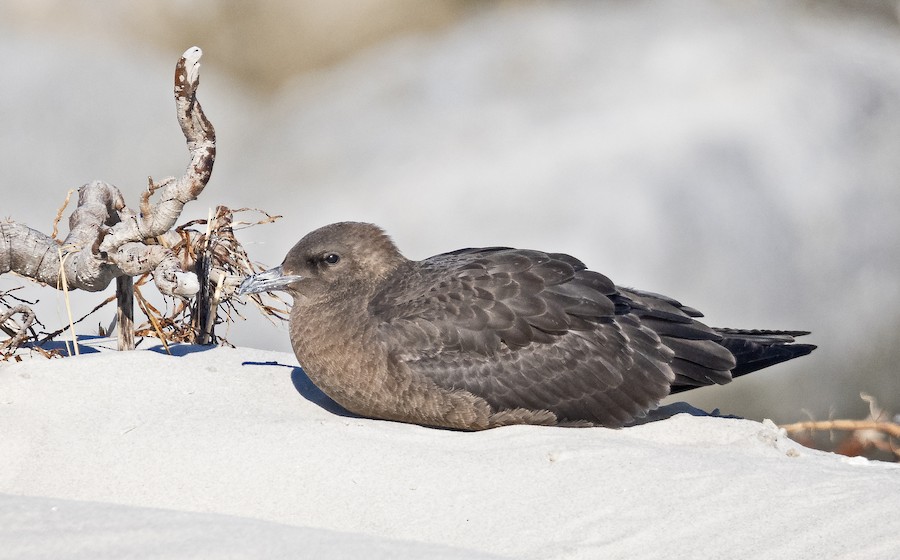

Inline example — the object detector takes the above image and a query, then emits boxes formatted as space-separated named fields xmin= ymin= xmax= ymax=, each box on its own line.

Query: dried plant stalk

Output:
xmin=128 ymin=206 xmax=287 ymax=347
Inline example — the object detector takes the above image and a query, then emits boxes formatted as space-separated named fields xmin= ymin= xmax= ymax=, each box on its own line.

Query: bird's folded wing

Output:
xmin=368 ymin=248 xmax=678 ymax=426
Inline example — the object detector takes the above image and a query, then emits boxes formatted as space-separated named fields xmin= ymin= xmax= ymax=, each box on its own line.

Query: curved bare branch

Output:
xmin=100 ymin=46 xmax=216 ymax=254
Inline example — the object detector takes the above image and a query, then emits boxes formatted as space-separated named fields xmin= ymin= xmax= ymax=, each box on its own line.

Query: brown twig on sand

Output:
xmin=781 ymin=394 xmax=900 ymax=461
xmin=780 ymin=420 xmax=900 ymax=439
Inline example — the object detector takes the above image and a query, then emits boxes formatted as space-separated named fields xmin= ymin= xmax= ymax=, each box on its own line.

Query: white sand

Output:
xmin=1 ymin=345 xmax=898 ymax=559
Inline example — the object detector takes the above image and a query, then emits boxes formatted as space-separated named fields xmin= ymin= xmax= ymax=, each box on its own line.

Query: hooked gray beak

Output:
xmin=238 ymin=266 xmax=302 ymax=295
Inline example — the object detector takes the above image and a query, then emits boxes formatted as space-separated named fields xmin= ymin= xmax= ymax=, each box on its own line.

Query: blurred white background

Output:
xmin=1 ymin=0 xmax=899 ymax=424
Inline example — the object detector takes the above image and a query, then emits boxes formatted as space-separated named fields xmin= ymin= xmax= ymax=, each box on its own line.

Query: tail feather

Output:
xmin=716 ymin=328 xmax=816 ymax=378
xmin=669 ymin=329 xmax=816 ymax=394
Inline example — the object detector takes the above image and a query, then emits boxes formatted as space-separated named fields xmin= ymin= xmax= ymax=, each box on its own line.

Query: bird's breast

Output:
xmin=289 ymin=302 xmax=389 ymax=410
xmin=288 ymin=301 xmax=494 ymax=430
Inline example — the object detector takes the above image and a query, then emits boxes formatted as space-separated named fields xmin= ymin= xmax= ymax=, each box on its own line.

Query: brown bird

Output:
xmin=239 ymin=222 xmax=815 ymax=430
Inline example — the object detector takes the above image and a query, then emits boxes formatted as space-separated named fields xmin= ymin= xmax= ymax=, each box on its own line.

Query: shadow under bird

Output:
xmin=239 ymin=222 xmax=816 ymax=430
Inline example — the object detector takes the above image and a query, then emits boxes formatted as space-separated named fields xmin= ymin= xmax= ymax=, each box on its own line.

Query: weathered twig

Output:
xmin=0 ymin=305 xmax=35 ymax=351
xmin=0 ymin=288 xmax=42 ymax=354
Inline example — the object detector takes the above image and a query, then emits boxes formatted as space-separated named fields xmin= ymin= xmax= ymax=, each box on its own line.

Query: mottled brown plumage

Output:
xmin=239 ymin=222 xmax=815 ymax=430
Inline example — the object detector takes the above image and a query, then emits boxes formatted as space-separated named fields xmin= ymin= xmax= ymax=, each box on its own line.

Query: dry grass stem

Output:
xmin=105 ymin=205 xmax=287 ymax=348
xmin=134 ymin=283 xmax=171 ymax=354
xmin=50 ymin=189 xmax=75 ymax=240
xmin=56 ymin=247 xmax=79 ymax=356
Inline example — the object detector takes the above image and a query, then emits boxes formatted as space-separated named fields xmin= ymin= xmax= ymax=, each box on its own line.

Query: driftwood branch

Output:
xmin=2 ymin=48 xmax=282 ymax=352
xmin=0 ymin=47 xmax=215 ymax=301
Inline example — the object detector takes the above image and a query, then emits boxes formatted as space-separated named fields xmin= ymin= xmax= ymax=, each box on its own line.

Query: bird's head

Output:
xmin=238 ymin=222 xmax=407 ymax=303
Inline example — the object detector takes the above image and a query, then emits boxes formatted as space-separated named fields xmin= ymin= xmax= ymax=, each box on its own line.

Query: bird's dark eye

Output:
xmin=323 ymin=253 xmax=341 ymax=265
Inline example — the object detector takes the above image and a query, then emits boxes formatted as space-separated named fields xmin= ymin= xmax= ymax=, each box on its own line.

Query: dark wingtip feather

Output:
xmin=669 ymin=329 xmax=816 ymax=394
xmin=718 ymin=329 xmax=817 ymax=379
